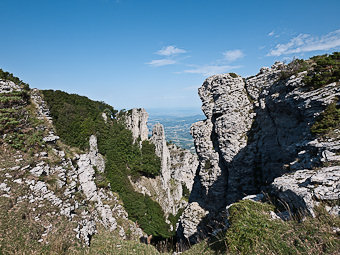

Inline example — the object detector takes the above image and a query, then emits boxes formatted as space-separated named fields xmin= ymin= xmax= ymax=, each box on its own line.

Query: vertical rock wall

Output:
xmin=124 ymin=108 xmax=149 ymax=142
xmin=178 ymin=63 xmax=340 ymax=243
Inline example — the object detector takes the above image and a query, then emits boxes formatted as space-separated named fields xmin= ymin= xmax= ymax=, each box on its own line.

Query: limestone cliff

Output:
xmin=178 ymin=60 xmax=340 ymax=242
xmin=123 ymin=108 xmax=149 ymax=143
xmin=125 ymin=111 xmax=198 ymax=218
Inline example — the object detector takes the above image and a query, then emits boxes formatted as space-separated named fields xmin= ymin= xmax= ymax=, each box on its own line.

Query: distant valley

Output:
xmin=147 ymin=114 xmax=205 ymax=152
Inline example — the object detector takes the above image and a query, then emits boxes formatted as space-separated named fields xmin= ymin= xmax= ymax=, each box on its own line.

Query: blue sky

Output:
xmin=1 ymin=0 xmax=340 ymax=112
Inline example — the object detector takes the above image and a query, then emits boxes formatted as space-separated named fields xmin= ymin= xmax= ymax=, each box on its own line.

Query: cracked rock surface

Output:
xmin=178 ymin=63 xmax=340 ymax=242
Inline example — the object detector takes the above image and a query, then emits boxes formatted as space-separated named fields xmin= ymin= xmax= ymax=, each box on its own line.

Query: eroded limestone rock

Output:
xmin=124 ymin=108 xmax=149 ymax=142
xmin=178 ymin=63 xmax=340 ymax=243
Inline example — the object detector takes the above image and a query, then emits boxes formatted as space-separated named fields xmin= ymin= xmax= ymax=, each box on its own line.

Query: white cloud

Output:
xmin=183 ymin=65 xmax=241 ymax=76
xmin=223 ymin=49 xmax=244 ymax=62
xmin=268 ymin=31 xmax=275 ymax=37
xmin=157 ymin=45 xmax=186 ymax=56
xmin=268 ymin=29 xmax=340 ymax=56
xmin=147 ymin=59 xmax=176 ymax=67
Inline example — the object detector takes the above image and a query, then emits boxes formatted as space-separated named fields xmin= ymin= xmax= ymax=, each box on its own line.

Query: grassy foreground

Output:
xmin=209 ymin=200 xmax=340 ymax=255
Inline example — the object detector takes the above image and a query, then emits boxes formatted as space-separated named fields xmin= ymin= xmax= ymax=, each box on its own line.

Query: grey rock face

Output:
xmin=77 ymin=136 xmax=118 ymax=232
xmin=177 ymin=202 xmax=208 ymax=243
xmin=124 ymin=108 xmax=149 ymax=142
xmin=31 ymin=88 xmax=53 ymax=123
xmin=189 ymin=74 xmax=254 ymax=210
xmin=150 ymin=123 xmax=171 ymax=188
xmin=179 ymin=63 xmax=340 ymax=242
xmin=169 ymin=143 xmax=199 ymax=193
xmin=42 ymin=132 xmax=60 ymax=143
xmin=131 ymin=124 xmax=198 ymax=217
xmin=89 ymin=135 xmax=105 ymax=173
xmin=0 ymin=80 xmax=22 ymax=93
xmin=272 ymin=166 xmax=340 ymax=217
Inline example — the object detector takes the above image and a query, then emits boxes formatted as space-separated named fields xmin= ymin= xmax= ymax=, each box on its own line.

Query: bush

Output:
xmin=182 ymin=184 xmax=190 ymax=200
xmin=311 ymin=101 xmax=340 ymax=136
xmin=304 ymin=52 xmax=340 ymax=89
xmin=138 ymin=140 xmax=161 ymax=176
xmin=229 ymin=73 xmax=238 ymax=78
xmin=279 ymin=58 xmax=310 ymax=81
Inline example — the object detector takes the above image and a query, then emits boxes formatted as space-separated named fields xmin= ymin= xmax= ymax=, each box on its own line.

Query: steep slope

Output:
xmin=0 ymin=80 xmax=144 ymax=253
xmin=178 ymin=53 xmax=340 ymax=243
xmin=41 ymin=90 xmax=174 ymax=239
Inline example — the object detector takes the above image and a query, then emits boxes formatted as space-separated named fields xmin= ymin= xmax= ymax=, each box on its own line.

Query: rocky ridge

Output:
xmin=0 ymin=85 xmax=144 ymax=246
xmin=178 ymin=62 xmax=340 ymax=242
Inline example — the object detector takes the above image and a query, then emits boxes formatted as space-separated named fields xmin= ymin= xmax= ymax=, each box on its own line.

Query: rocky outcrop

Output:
xmin=124 ymin=108 xmax=149 ymax=142
xmin=0 ymin=80 xmax=22 ymax=93
xmin=121 ymin=105 xmax=198 ymax=218
xmin=88 ymin=135 xmax=105 ymax=173
xmin=178 ymin=63 xmax=340 ymax=242
xmin=31 ymin=88 xmax=53 ymax=123
xmin=131 ymin=123 xmax=198 ymax=218
xmin=1 ymin=133 xmax=144 ymax=246
xmin=272 ymin=166 xmax=340 ymax=217
xmin=169 ymin=143 xmax=198 ymax=193
xmin=0 ymin=87 xmax=144 ymax=246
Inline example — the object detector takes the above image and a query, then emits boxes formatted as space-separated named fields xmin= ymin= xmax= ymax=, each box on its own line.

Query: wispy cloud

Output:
xmin=147 ymin=59 xmax=177 ymax=67
xmin=268 ymin=31 xmax=275 ymax=37
xmin=267 ymin=29 xmax=340 ymax=56
xmin=157 ymin=45 xmax=186 ymax=56
xmin=183 ymin=65 xmax=241 ymax=76
xmin=223 ymin=49 xmax=244 ymax=62
xmin=147 ymin=45 xmax=187 ymax=67
xmin=180 ymin=49 xmax=243 ymax=76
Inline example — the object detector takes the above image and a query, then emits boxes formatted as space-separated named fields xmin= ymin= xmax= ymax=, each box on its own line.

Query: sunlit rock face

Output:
xmin=178 ymin=63 xmax=340 ymax=243
xmin=124 ymin=108 xmax=149 ymax=143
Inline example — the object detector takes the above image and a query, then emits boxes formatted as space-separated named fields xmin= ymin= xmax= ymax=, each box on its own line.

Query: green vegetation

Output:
xmin=42 ymin=90 xmax=116 ymax=150
xmin=278 ymin=52 xmax=340 ymax=89
xmin=229 ymin=73 xmax=238 ymax=78
xmin=311 ymin=101 xmax=340 ymax=136
xmin=182 ymin=184 xmax=190 ymax=201
xmin=304 ymin=52 xmax=340 ymax=89
xmin=209 ymin=200 xmax=339 ymax=254
xmin=0 ymin=69 xmax=30 ymax=90
xmin=42 ymin=90 xmax=170 ymax=238
xmin=0 ymin=195 xmax=162 ymax=255
xmin=139 ymin=140 xmax=161 ymax=177
xmin=0 ymin=197 xmax=81 ymax=255
xmin=0 ymin=90 xmax=44 ymax=151
xmin=204 ymin=159 xmax=212 ymax=169
xmin=81 ymin=226 xmax=161 ymax=255
xmin=168 ymin=208 xmax=184 ymax=234
xmin=279 ymin=58 xmax=310 ymax=80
